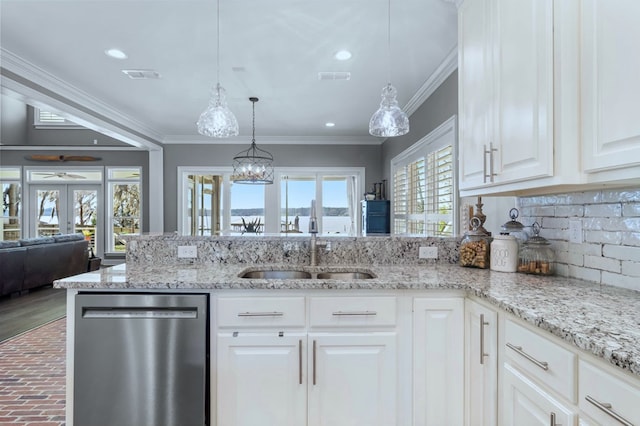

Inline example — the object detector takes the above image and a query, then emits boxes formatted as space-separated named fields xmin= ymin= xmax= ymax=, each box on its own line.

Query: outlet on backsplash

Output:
xmin=419 ymin=246 xmax=438 ymax=259
xmin=177 ymin=246 xmax=198 ymax=258
xmin=569 ymin=220 xmax=583 ymax=244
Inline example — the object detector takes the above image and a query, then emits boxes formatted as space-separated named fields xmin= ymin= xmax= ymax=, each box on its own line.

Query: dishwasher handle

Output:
xmin=82 ymin=307 xmax=199 ymax=319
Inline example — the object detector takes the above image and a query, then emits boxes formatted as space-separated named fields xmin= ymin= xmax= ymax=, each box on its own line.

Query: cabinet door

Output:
xmin=503 ymin=363 xmax=576 ymax=426
xmin=493 ymin=0 xmax=554 ymax=184
xmin=217 ymin=333 xmax=307 ymax=426
xmin=458 ymin=0 xmax=493 ymax=189
xmin=308 ymin=332 xmax=397 ymax=426
xmin=465 ymin=300 xmax=498 ymax=426
xmin=413 ymin=298 xmax=464 ymax=426
xmin=581 ymin=0 xmax=640 ymax=173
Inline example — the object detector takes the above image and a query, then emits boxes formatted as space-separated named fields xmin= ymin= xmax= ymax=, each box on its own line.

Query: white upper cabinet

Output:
xmin=581 ymin=0 xmax=640 ymax=176
xmin=458 ymin=0 xmax=640 ymax=196
xmin=459 ymin=0 xmax=554 ymax=193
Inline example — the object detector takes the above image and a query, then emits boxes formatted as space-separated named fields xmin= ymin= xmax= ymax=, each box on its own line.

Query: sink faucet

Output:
xmin=309 ymin=200 xmax=330 ymax=266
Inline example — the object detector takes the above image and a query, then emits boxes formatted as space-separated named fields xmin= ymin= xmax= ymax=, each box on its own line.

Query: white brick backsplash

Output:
xmin=570 ymin=242 xmax=601 ymax=256
xmin=530 ymin=206 xmax=556 ymax=217
xmin=568 ymin=265 xmax=601 ymax=283
xmin=581 ymin=217 xmax=638 ymax=232
xmin=584 ymin=203 xmax=622 ymax=217
xmin=603 ymin=190 xmax=640 ymax=202
xmin=621 ymin=261 xmax=640 ymax=277
xmin=518 ymin=188 xmax=640 ymax=290
xmin=603 ymin=245 xmax=640 ymax=262
xmin=554 ymin=264 xmax=569 ymax=277
xmin=555 ymin=206 xmax=585 ymax=217
xmin=542 ymin=217 xmax=569 ymax=229
xmin=584 ymin=230 xmax=622 ymax=244
xmin=602 ymin=272 xmax=640 ymax=292
xmin=621 ymin=218 xmax=640 ymax=232
xmin=568 ymin=252 xmax=584 ymax=266
xmin=622 ymin=204 xmax=640 ymax=217
xmin=540 ymin=228 xmax=568 ymax=241
xmin=584 ymin=255 xmax=621 ymax=273
xmin=566 ymin=192 xmax=603 ymax=204
xmin=622 ymin=232 xmax=640 ymax=247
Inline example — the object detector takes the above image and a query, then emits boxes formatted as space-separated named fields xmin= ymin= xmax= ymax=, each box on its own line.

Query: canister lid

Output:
xmin=501 ymin=208 xmax=525 ymax=232
xmin=493 ymin=234 xmax=516 ymax=240
xmin=466 ymin=217 xmax=491 ymax=237
xmin=524 ymin=222 xmax=550 ymax=245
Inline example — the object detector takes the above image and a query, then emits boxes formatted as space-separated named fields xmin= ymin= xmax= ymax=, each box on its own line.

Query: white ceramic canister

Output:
xmin=490 ymin=234 xmax=518 ymax=272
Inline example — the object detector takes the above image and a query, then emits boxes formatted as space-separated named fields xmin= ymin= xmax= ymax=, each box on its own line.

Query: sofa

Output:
xmin=0 ymin=233 xmax=89 ymax=297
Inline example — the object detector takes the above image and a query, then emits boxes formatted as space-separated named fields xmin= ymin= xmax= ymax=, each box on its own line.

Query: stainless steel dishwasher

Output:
xmin=74 ymin=293 xmax=209 ymax=426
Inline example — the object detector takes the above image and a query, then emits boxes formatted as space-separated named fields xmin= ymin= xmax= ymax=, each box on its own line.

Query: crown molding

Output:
xmin=0 ymin=145 xmax=143 ymax=151
xmin=1 ymin=48 xmax=163 ymax=151
xmin=403 ymin=45 xmax=458 ymax=116
xmin=162 ymin=134 xmax=384 ymax=145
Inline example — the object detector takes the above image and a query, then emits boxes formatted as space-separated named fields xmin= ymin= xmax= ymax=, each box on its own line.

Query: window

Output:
xmin=1 ymin=168 xmax=22 ymax=241
xmin=178 ymin=167 xmax=363 ymax=236
xmin=34 ymin=108 xmax=83 ymax=129
xmin=391 ymin=116 xmax=457 ymax=237
xmin=107 ymin=168 xmax=141 ymax=252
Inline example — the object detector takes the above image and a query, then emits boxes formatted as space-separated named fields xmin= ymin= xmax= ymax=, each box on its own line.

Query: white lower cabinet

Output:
xmin=465 ymin=299 xmax=498 ymax=426
xmin=307 ymin=332 xmax=397 ymax=426
xmin=413 ymin=297 xmax=465 ymax=426
xmin=217 ymin=333 xmax=307 ymax=426
xmin=503 ymin=363 xmax=577 ymax=426
xmin=578 ymin=359 xmax=640 ymax=426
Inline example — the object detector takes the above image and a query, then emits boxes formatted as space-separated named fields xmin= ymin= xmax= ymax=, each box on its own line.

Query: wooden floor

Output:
xmin=0 ymin=286 xmax=67 ymax=343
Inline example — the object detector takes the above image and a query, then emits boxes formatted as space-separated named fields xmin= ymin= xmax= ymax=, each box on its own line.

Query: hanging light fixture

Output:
xmin=369 ymin=0 xmax=410 ymax=138
xmin=231 ymin=97 xmax=274 ymax=184
xmin=196 ymin=0 xmax=239 ymax=138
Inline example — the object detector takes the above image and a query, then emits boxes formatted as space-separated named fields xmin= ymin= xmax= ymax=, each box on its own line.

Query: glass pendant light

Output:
xmin=196 ymin=0 xmax=239 ymax=138
xmin=369 ymin=0 xmax=410 ymax=137
xmin=231 ymin=97 xmax=274 ymax=184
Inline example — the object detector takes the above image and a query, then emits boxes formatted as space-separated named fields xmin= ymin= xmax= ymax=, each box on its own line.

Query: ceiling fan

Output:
xmin=25 ymin=154 xmax=102 ymax=162
xmin=33 ymin=172 xmax=86 ymax=180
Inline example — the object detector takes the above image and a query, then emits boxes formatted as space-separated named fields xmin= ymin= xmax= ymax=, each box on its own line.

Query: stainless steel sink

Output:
xmin=240 ymin=270 xmax=312 ymax=279
xmin=315 ymin=271 xmax=374 ymax=280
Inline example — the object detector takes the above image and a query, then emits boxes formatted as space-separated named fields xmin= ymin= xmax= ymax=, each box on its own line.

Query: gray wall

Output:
xmin=162 ymin=143 xmax=383 ymax=232
xmin=381 ymin=70 xmax=458 ymax=182
xmin=0 ymin=95 xmax=28 ymax=145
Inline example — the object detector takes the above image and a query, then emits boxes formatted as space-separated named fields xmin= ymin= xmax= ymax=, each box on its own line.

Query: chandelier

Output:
xmin=231 ymin=97 xmax=274 ymax=184
xmin=196 ymin=0 xmax=239 ymax=138
xmin=369 ymin=0 xmax=410 ymax=137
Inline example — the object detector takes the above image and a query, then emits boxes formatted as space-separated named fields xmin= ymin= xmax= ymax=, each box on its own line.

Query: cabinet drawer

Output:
xmin=504 ymin=319 xmax=576 ymax=402
xmin=579 ymin=359 xmax=640 ymax=426
xmin=217 ymin=297 xmax=305 ymax=328
xmin=309 ymin=296 xmax=396 ymax=328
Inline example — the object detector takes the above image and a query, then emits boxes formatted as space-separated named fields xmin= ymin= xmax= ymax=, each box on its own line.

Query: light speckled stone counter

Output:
xmin=56 ymin=262 xmax=640 ymax=378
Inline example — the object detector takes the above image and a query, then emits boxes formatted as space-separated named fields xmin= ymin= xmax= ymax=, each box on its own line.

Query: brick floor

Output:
xmin=0 ymin=319 xmax=66 ymax=426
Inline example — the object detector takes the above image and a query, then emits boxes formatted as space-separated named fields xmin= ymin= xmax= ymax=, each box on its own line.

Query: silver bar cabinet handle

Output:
xmin=483 ymin=144 xmax=488 ymax=183
xmin=312 ymin=340 xmax=317 ymax=385
xmin=480 ymin=314 xmax=489 ymax=365
xmin=483 ymin=142 xmax=498 ymax=183
xmin=585 ymin=395 xmax=634 ymax=426
xmin=549 ymin=412 xmax=556 ymax=426
xmin=506 ymin=342 xmax=549 ymax=371
xmin=237 ymin=311 xmax=284 ymax=317
xmin=332 ymin=311 xmax=377 ymax=316
xmin=298 ymin=339 xmax=303 ymax=385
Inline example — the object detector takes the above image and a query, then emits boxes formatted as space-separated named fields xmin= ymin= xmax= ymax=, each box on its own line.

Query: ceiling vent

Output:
xmin=121 ymin=69 xmax=162 ymax=80
xmin=318 ymin=71 xmax=351 ymax=81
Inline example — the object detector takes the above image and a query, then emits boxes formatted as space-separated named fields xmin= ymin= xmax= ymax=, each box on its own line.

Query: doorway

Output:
xmin=31 ymin=184 xmax=101 ymax=255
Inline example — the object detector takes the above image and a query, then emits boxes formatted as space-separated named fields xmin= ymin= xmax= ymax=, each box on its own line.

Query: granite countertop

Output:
xmin=55 ymin=262 xmax=640 ymax=379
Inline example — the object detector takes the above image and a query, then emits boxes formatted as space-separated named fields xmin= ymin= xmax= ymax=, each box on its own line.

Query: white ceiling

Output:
xmin=0 ymin=0 xmax=458 ymax=148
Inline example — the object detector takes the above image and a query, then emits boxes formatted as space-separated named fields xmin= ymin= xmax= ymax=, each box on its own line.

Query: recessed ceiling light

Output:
xmin=105 ymin=48 xmax=128 ymax=60
xmin=325 ymin=122 xmax=336 ymax=127
xmin=335 ymin=50 xmax=352 ymax=61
